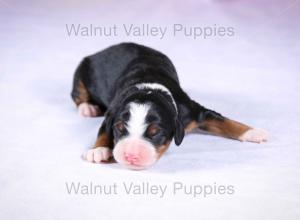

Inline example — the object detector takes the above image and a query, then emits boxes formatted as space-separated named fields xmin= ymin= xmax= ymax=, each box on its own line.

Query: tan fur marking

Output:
xmin=156 ymin=141 xmax=171 ymax=159
xmin=94 ymin=133 xmax=113 ymax=148
xmin=200 ymin=118 xmax=251 ymax=140
xmin=185 ymin=120 xmax=199 ymax=133
xmin=74 ymin=80 xmax=90 ymax=105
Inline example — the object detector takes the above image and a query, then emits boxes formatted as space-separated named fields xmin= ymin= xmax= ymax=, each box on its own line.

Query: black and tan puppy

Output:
xmin=71 ymin=42 xmax=268 ymax=170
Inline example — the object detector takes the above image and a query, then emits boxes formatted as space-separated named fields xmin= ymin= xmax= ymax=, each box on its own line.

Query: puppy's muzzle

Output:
xmin=113 ymin=137 xmax=157 ymax=170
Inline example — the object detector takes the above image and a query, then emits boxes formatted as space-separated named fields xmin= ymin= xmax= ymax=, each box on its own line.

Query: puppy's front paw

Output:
xmin=78 ymin=103 xmax=100 ymax=117
xmin=239 ymin=128 xmax=268 ymax=143
xmin=83 ymin=147 xmax=112 ymax=163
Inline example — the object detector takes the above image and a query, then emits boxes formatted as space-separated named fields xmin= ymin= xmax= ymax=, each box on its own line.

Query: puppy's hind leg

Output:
xmin=71 ymin=59 xmax=103 ymax=117
xmin=72 ymin=80 xmax=101 ymax=117
xmin=184 ymin=101 xmax=268 ymax=143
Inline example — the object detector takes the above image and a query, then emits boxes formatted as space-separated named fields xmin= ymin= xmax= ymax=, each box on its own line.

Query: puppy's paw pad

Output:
xmin=83 ymin=147 xmax=112 ymax=163
xmin=78 ymin=103 xmax=100 ymax=117
xmin=239 ymin=128 xmax=268 ymax=143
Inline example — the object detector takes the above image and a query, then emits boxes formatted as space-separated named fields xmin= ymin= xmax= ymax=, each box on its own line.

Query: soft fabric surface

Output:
xmin=1 ymin=1 xmax=299 ymax=219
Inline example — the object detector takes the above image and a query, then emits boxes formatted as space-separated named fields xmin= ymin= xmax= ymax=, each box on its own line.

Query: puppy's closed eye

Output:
xmin=114 ymin=121 xmax=126 ymax=132
xmin=146 ymin=124 xmax=160 ymax=137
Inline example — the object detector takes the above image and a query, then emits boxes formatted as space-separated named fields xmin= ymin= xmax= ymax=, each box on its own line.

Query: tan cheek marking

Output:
xmin=94 ymin=133 xmax=113 ymax=148
xmin=74 ymin=80 xmax=90 ymax=106
xmin=156 ymin=140 xmax=171 ymax=159
xmin=185 ymin=120 xmax=199 ymax=133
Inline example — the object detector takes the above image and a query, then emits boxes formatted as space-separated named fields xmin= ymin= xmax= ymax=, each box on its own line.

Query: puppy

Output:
xmin=71 ymin=42 xmax=268 ymax=170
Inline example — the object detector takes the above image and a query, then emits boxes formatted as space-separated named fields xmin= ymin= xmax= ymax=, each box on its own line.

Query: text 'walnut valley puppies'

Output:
xmin=71 ymin=42 xmax=268 ymax=170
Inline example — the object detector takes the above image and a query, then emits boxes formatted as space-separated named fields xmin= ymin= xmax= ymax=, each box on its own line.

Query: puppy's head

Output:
xmin=106 ymin=92 xmax=184 ymax=170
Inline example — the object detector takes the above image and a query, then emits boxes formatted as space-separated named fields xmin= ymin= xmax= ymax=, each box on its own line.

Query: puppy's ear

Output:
xmin=174 ymin=118 xmax=185 ymax=146
xmin=104 ymin=111 xmax=114 ymax=137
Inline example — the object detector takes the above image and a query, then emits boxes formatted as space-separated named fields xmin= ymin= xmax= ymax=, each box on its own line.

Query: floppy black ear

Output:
xmin=104 ymin=111 xmax=114 ymax=137
xmin=174 ymin=118 xmax=185 ymax=146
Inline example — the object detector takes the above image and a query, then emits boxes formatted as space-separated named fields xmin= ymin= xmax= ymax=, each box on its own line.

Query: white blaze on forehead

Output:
xmin=135 ymin=83 xmax=178 ymax=113
xmin=127 ymin=102 xmax=150 ymax=137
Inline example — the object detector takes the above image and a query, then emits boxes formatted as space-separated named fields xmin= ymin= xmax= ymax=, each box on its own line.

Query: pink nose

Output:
xmin=124 ymin=153 xmax=140 ymax=164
